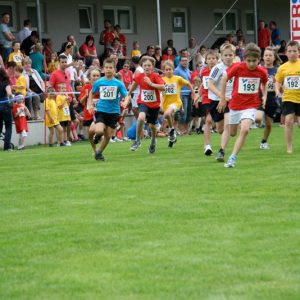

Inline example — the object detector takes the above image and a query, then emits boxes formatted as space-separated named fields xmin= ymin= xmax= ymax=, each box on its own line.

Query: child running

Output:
xmin=127 ymin=56 xmax=165 ymax=154
xmin=12 ymin=94 xmax=30 ymax=150
xmin=161 ymin=60 xmax=195 ymax=147
xmin=199 ymin=50 xmax=218 ymax=155
xmin=258 ymin=46 xmax=281 ymax=150
xmin=208 ymin=43 xmax=236 ymax=162
xmin=275 ymin=40 xmax=300 ymax=154
xmin=88 ymin=58 xmax=129 ymax=161
xmin=219 ymin=43 xmax=268 ymax=168
xmin=44 ymin=87 xmax=64 ymax=147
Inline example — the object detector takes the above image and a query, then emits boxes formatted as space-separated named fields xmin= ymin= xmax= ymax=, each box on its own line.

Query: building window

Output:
xmin=0 ymin=1 xmax=17 ymax=31
xmin=214 ymin=9 xmax=238 ymax=34
xmin=245 ymin=10 xmax=254 ymax=34
xmin=26 ymin=2 xmax=45 ymax=32
xmin=79 ymin=5 xmax=94 ymax=33
xmin=103 ymin=6 xmax=134 ymax=34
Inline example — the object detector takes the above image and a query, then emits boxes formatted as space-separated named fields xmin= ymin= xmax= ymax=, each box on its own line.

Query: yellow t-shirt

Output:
xmin=8 ymin=51 xmax=23 ymax=66
xmin=14 ymin=75 xmax=26 ymax=96
xmin=44 ymin=98 xmax=59 ymax=127
xmin=131 ymin=49 xmax=141 ymax=57
xmin=275 ymin=59 xmax=300 ymax=103
xmin=56 ymin=95 xmax=71 ymax=122
xmin=161 ymin=75 xmax=189 ymax=112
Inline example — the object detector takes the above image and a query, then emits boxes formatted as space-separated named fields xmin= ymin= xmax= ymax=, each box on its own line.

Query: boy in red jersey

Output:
xmin=219 ymin=43 xmax=268 ymax=168
xmin=127 ymin=56 xmax=165 ymax=154
xmin=199 ymin=50 xmax=218 ymax=155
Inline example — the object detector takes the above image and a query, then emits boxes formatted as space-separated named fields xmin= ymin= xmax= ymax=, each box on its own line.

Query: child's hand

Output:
xmin=144 ymin=76 xmax=152 ymax=86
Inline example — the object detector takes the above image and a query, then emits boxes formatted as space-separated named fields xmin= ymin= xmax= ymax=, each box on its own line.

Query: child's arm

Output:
xmin=23 ymin=105 xmax=31 ymax=118
xmin=45 ymin=109 xmax=54 ymax=124
xmin=87 ymin=90 xmax=95 ymax=114
xmin=143 ymin=76 xmax=165 ymax=91
xmin=261 ymin=82 xmax=268 ymax=109
xmin=121 ymin=95 xmax=130 ymax=108
xmin=127 ymin=81 xmax=138 ymax=95
xmin=217 ymin=74 xmax=228 ymax=113
xmin=186 ymin=82 xmax=196 ymax=102
xmin=208 ymin=79 xmax=221 ymax=98
xmin=275 ymin=81 xmax=283 ymax=98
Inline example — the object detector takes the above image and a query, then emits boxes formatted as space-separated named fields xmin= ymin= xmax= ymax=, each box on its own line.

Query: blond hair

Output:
xmin=140 ymin=56 xmax=155 ymax=66
xmin=220 ymin=43 xmax=236 ymax=54
xmin=162 ymin=60 xmax=174 ymax=70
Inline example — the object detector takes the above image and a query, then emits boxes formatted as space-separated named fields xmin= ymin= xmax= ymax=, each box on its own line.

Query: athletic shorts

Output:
xmin=94 ymin=111 xmax=120 ymax=129
xmin=282 ymin=101 xmax=300 ymax=117
xmin=60 ymin=121 xmax=70 ymax=127
xmin=229 ymin=108 xmax=257 ymax=125
xmin=138 ymin=104 xmax=160 ymax=125
xmin=209 ymin=101 xmax=229 ymax=122
xmin=83 ymin=119 xmax=93 ymax=127
xmin=192 ymin=103 xmax=205 ymax=117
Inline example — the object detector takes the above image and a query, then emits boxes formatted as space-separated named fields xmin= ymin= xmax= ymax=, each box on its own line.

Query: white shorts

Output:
xmin=21 ymin=130 xmax=28 ymax=137
xmin=229 ymin=108 xmax=257 ymax=125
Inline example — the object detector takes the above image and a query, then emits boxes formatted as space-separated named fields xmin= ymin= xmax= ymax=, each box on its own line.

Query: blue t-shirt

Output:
xmin=92 ymin=77 xmax=127 ymax=114
xmin=271 ymin=28 xmax=281 ymax=46
xmin=174 ymin=64 xmax=191 ymax=96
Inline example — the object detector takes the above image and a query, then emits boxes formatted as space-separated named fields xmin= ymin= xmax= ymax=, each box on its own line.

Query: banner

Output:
xmin=291 ymin=0 xmax=300 ymax=41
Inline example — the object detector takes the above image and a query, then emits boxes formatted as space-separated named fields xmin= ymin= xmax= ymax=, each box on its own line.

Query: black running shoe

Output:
xmin=95 ymin=150 xmax=105 ymax=161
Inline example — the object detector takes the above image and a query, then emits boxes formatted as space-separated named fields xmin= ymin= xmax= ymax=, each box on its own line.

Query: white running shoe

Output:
xmin=204 ymin=144 xmax=213 ymax=156
xmin=260 ymin=142 xmax=270 ymax=150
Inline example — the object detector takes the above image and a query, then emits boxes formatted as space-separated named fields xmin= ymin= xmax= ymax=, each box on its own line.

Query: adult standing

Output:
xmin=269 ymin=21 xmax=281 ymax=47
xmin=22 ymin=57 xmax=45 ymax=120
xmin=17 ymin=19 xmax=32 ymax=43
xmin=174 ymin=56 xmax=192 ymax=134
xmin=99 ymin=20 xmax=115 ymax=50
xmin=114 ymin=25 xmax=126 ymax=56
xmin=0 ymin=67 xmax=13 ymax=150
xmin=29 ymin=43 xmax=47 ymax=80
xmin=187 ymin=37 xmax=199 ymax=71
xmin=20 ymin=31 xmax=39 ymax=56
xmin=0 ymin=13 xmax=15 ymax=62
xmin=258 ymin=20 xmax=271 ymax=54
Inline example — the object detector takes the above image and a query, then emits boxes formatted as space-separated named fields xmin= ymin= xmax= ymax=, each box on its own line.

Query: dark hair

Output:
xmin=0 ymin=68 xmax=10 ymax=83
xmin=103 ymin=58 xmax=116 ymax=68
xmin=1 ymin=12 xmax=10 ymax=17
xmin=23 ymin=19 xmax=31 ymax=26
xmin=30 ymin=31 xmax=39 ymax=38
xmin=147 ymin=45 xmax=155 ymax=50
xmin=131 ymin=56 xmax=140 ymax=64
xmin=15 ymin=66 xmax=23 ymax=73
xmin=6 ymin=61 xmax=16 ymax=68
xmin=244 ymin=42 xmax=261 ymax=59
xmin=58 ymin=54 xmax=68 ymax=61
xmin=286 ymin=40 xmax=300 ymax=49
xmin=85 ymin=35 xmax=94 ymax=45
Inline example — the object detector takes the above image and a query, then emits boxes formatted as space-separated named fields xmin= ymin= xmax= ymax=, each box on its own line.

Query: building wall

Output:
xmin=9 ymin=0 xmax=290 ymax=55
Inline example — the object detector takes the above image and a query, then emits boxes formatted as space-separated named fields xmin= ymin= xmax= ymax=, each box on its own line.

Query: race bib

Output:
xmin=202 ymin=76 xmax=209 ymax=89
xmin=63 ymin=106 xmax=70 ymax=116
xmin=141 ymin=89 xmax=157 ymax=102
xmin=267 ymin=76 xmax=275 ymax=92
xmin=164 ymin=83 xmax=177 ymax=95
xmin=100 ymin=86 xmax=118 ymax=100
xmin=284 ymin=76 xmax=300 ymax=90
xmin=17 ymin=107 xmax=25 ymax=117
xmin=13 ymin=55 xmax=23 ymax=63
xmin=238 ymin=77 xmax=260 ymax=94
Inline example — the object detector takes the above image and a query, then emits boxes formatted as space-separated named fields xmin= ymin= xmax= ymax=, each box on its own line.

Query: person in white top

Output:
xmin=17 ymin=19 xmax=32 ymax=43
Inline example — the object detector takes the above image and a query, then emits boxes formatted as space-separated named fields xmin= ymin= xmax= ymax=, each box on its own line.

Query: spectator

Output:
xmin=140 ymin=45 xmax=155 ymax=59
xmin=67 ymin=34 xmax=81 ymax=59
xmin=79 ymin=35 xmax=97 ymax=68
xmin=114 ymin=25 xmax=126 ymax=56
xmin=235 ymin=29 xmax=244 ymax=44
xmin=278 ymin=40 xmax=288 ymax=63
xmin=110 ymin=38 xmax=125 ymax=59
xmin=43 ymin=38 xmax=54 ymax=64
xmin=20 ymin=31 xmax=39 ymax=56
xmin=99 ymin=19 xmax=115 ymax=49
xmin=47 ymin=52 xmax=59 ymax=74
xmin=8 ymin=41 xmax=24 ymax=66
xmin=187 ymin=37 xmax=199 ymax=70
xmin=174 ymin=48 xmax=189 ymax=68
xmin=162 ymin=47 xmax=175 ymax=63
xmin=162 ymin=39 xmax=177 ymax=56
xmin=17 ymin=19 xmax=32 ymax=43
xmin=22 ymin=57 xmax=45 ymax=120
xmin=119 ymin=60 xmax=133 ymax=90
xmin=0 ymin=67 xmax=13 ymax=150
xmin=152 ymin=45 xmax=162 ymax=70
xmin=269 ymin=21 xmax=281 ymax=46
xmin=60 ymin=42 xmax=76 ymax=88
xmin=5 ymin=61 xmax=17 ymax=85
xmin=195 ymin=45 xmax=207 ymax=66
xmin=131 ymin=41 xmax=141 ymax=58
xmin=29 ymin=43 xmax=47 ymax=80
xmin=0 ymin=53 xmax=4 ymax=68
xmin=258 ymin=20 xmax=271 ymax=54
xmin=0 ymin=12 xmax=15 ymax=62
xmin=174 ymin=56 xmax=192 ymax=134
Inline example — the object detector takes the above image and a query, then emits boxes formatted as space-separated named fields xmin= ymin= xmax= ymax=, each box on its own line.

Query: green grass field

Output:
xmin=1 ymin=126 xmax=300 ymax=299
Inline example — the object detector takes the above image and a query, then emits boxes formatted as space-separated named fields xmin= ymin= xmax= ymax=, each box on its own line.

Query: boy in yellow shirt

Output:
xmin=56 ymin=83 xmax=71 ymax=146
xmin=275 ymin=40 xmax=300 ymax=154
xmin=12 ymin=66 xmax=26 ymax=96
xmin=161 ymin=60 xmax=195 ymax=147
xmin=44 ymin=87 xmax=64 ymax=147
xmin=8 ymin=41 xmax=24 ymax=66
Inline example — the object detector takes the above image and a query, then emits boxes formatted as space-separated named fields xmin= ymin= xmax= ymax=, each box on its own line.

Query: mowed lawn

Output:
xmin=0 ymin=126 xmax=299 ymax=300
